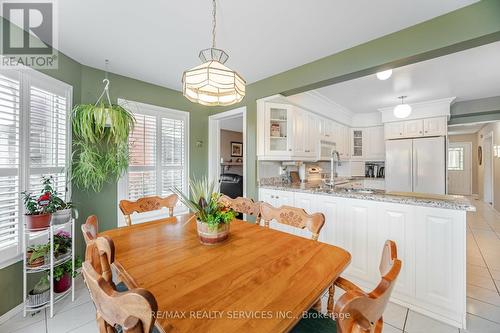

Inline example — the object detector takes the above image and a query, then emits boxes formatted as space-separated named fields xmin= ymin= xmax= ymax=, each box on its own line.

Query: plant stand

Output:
xmin=22 ymin=218 xmax=75 ymax=318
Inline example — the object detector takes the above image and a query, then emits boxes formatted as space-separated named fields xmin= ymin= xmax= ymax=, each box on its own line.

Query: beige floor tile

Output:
xmin=404 ymin=310 xmax=458 ymax=333
xmin=467 ymin=285 xmax=500 ymax=307
xmin=461 ymin=313 xmax=500 ymax=333
xmin=66 ymin=319 xmax=98 ymax=333
xmin=467 ymin=255 xmax=487 ymax=267
xmin=467 ymin=264 xmax=490 ymax=278
xmin=11 ymin=319 xmax=47 ymax=333
xmin=467 ymin=272 xmax=498 ymax=291
xmin=382 ymin=323 xmax=403 ymax=333
xmin=466 ymin=297 xmax=500 ymax=324
xmin=382 ymin=302 xmax=408 ymax=330
xmin=46 ymin=301 xmax=95 ymax=333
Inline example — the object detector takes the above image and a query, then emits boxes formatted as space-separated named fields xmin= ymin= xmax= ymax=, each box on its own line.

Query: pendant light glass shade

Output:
xmin=182 ymin=0 xmax=245 ymax=106
xmin=376 ymin=69 xmax=392 ymax=80
xmin=393 ymin=96 xmax=412 ymax=118
xmin=182 ymin=49 xmax=245 ymax=106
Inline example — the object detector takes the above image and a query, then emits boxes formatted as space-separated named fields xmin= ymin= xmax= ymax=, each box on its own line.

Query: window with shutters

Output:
xmin=0 ymin=69 xmax=72 ymax=267
xmin=117 ymin=99 xmax=189 ymax=226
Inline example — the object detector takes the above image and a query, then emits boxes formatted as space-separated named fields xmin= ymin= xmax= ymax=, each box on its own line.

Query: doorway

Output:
xmin=448 ymin=142 xmax=472 ymax=195
xmin=483 ymin=133 xmax=493 ymax=205
xmin=208 ymin=107 xmax=247 ymax=197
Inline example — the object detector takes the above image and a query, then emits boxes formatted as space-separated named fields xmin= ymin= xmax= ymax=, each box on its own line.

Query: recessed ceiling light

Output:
xmin=394 ymin=96 xmax=412 ymax=118
xmin=376 ymin=69 xmax=392 ymax=80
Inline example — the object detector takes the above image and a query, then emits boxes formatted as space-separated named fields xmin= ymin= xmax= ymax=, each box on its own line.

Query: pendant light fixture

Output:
xmin=376 ymin=69 xmax=392 ymax=80
xmin=393 ymin=96 xmax=412 ymax=118
xmin=182 ymin=0 xmax=245 ymax=106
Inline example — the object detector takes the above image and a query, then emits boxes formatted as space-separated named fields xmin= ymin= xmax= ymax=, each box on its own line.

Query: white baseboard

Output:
xmin=0 ymin=303 xmax=23 ymax=325
xmin=472 ymin=194 xmax=479 ymax=199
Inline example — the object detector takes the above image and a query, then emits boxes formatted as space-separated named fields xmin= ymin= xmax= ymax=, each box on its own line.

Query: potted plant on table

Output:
xmin=173 ymin=178 xmax=236 ymax=245
xmin=53 ymin=257 xmax=81 ymax=293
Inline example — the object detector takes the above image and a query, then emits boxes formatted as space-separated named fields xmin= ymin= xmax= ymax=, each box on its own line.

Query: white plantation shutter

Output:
xmin=128 ymin=114 xmax=157 ymax=200
xmin=0 ymin=72 xmax=21 ymax=260
xmin=117 ymin=99 xmax=189 ymax=226
xmin=0 ymin=69 xmax=71 ymax=266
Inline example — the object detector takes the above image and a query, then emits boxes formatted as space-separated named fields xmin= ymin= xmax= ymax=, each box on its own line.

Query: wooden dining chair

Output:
xmin=219 ymin=195 xmax=261 ymax=224
xmin=81 ymin=215 xmax=99 ymax=244
xmin=119 ymin=194 xmax=178 ymax=226
xmin=291 ymin=240 xmax=402 ymax=333
xmin=85 ymin=236 xmax=135 ymax=291
xmin=259 ymin=202 xmax=325 ymax=240
xmin=82 ymin=260 xmax=159 ymax=333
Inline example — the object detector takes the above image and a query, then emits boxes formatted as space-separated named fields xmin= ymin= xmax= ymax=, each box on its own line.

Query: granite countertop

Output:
xmin=259 ymin=183 xmax=476 ymax=211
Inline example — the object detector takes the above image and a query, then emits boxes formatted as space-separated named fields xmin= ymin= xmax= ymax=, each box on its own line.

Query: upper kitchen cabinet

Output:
xmin=423 ymin=117 xmax=447 ymax=136
xmin=257 ymin=101 xmax=319 ymax=160
xmin=350 ymin=126 xmax=385 ymax=161
xmin=384 ymin=116 xmax=447 ymax=140
xmin=334 ymin=123 xmax=350 ymax=160
xmin=262 ymin=102 xmax=293 ymax=157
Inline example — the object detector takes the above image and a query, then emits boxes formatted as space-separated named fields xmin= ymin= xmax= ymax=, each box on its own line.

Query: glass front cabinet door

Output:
xmin=264 ymin=103 xmax=293 ymax=156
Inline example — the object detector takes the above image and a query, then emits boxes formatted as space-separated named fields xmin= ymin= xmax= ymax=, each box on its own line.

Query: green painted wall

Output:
xmin=450 ymin=96 xmax=500 ymax=124
xmin=2 ymin=0 xmax=500 ymax=317
xmin=74 ymin=65 xmax=209 ymax=236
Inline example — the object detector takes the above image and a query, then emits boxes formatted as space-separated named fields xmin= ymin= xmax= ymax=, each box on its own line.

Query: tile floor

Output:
xmin=1 ymin=198 xmax=500 ymax=333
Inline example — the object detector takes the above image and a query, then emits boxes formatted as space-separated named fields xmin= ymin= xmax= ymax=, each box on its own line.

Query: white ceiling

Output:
xmin=57 ymin=0 xmax=476 ymax=91
xmin=220 ymin=116 xmax=243 ymax=132
xmin=312 ymin=41 xmax=500 ymax=113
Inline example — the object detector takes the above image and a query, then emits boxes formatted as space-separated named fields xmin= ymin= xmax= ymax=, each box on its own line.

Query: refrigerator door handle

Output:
xmin=413 ymin=148 xmax=418 ymax=190
xmin=408 ymin=149 xmax=413 ymax=190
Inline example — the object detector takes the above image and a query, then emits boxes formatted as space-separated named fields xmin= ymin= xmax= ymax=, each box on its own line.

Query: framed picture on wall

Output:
xmin=231 ymin=142 xmax=243 ymax=157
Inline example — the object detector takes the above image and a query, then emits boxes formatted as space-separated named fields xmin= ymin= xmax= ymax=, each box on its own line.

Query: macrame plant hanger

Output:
xmin=95 ymin=59 xmax=113 ymax=127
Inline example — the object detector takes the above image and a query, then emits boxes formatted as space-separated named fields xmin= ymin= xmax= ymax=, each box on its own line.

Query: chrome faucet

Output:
xmin=325 ymin=148 xmax=341 ymax=187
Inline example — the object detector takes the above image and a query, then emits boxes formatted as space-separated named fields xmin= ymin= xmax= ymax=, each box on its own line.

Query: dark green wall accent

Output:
xmin=209 ymin=0 xmax=500 ymax=201
xmin=450 ymin=95 xmax=500 ymax=125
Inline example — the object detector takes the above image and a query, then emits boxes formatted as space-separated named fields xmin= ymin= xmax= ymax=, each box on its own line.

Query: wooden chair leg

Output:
xmin=327 ymin=284 xmax=335 ymax=315
xmin=312 ymin=298 xmax=322 ymax=312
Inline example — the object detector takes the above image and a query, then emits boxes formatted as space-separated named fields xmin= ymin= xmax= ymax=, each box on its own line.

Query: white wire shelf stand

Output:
xmin=22 ymin=218 xmax=75 ymax=318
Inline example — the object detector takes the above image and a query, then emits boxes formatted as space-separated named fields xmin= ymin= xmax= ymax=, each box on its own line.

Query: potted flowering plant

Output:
xmin=22 ymin=176 xmax=73 ymax=229
xmin=53 ymin=257 xmax=81 ymax=293
xmin=54 ymin=230 xmax=72 ymax=257
xmin=173 ymin=178 xmax=236 ymax=245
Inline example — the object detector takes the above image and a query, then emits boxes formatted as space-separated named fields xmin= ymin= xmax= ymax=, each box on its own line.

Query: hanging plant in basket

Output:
xmin=71 ymin=78 xmax=135 ymax=192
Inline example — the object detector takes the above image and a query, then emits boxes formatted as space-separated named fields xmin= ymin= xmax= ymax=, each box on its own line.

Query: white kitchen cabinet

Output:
xmin=263 ymin=102 xmax=293 ymax=157
xmin=335 ymin=123 xmax=350 ymax=160
xmin=366 ymin=126 xmax=385 ymax=160
xmin=376 ymin=203 xmax=415 ymax=300
xmin=257 ymin=188 xmax=467 ymax=328
xmin=304 ymin=113 xmax=319 ymax=157
xmin=291 ymin=108 xmax=306 ymax=156
xmin=320 ymin=118 xmax=335 ymax=140
xmin=423 ymin=117 xmax=447 ymax=136
xmin=404 ymin=120 xmax=424 ymax=137
xmin=415 ymin=207 xmax=465 ymax=325
xmin=350 ymin=129 xmax=364 ymax=160
xmin=385 ymin=117 xmax=447 ymax=140
xmin=385 ymin=122 xmax=405 ymax=140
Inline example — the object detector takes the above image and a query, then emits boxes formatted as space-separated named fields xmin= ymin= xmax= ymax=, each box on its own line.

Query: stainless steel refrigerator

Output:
xmin=385 ymin=136 xmax=446 ymax=194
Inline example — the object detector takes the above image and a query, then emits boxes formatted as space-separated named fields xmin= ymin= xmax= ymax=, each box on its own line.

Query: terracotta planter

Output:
xmin=26 ymin=251 xmax=45 ymax=267
xmin=25 ymin=213 xmax=51 ymax=230
xmin=196 ymin=220 xmax=229 ymax=245
xmin=54 ymin=272 xmax=71 ymax=293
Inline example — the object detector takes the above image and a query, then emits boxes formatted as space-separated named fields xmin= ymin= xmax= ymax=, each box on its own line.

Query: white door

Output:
xmin=448 ymin=142 xmax=472 ymax=195
xmin=483 ymin=136 xmax=493 ymax=205
xmin=413 ymin=137 xmax=446 ymax=194
xmin=385 ymin=139 xmax=413 ymax=192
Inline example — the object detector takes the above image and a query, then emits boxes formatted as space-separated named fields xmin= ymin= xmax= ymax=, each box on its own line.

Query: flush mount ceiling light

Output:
xmin=393 ymin=96 xmax=412 ymax=118
xmin=182 ymin=0 xmax=245 ymax=106
xmin=376 ymin=69 xmax=392 ymax=80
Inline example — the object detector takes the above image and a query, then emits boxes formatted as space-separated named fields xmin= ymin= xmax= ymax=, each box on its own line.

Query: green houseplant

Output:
xmin=71 ymin=102 xmax=135 ymax=192
xmin=173 ymin=178 xmax=236 ymax=245
xmin=53 ymin=257 xmax=82 ymax=293
xmin=26 ymin=243 xmax=51 ymax=267
xmin=27 ymin=274 xmax=50 ymax=307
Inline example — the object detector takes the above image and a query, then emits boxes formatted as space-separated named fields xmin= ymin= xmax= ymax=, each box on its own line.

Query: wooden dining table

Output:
xmin=100 ymin=213 xmax=351 ymax=333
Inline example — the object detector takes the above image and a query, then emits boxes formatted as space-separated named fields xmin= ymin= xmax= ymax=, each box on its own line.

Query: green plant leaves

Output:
xmin=71 ymin=103 xmax=135 ymax=192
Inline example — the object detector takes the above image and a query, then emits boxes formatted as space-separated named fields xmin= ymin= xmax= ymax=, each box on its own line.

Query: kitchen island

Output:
xmin=258 ymin=183 xmax=475 ymax=329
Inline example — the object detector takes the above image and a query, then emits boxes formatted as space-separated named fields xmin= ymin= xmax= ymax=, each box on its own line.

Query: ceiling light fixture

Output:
xmin=393 ymin=96 xmax=412 ymax=118
xmin=376 ymin=69 xmax=392 ymax=80
xmin=182 ymin=0 xmax=245 ymax=106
